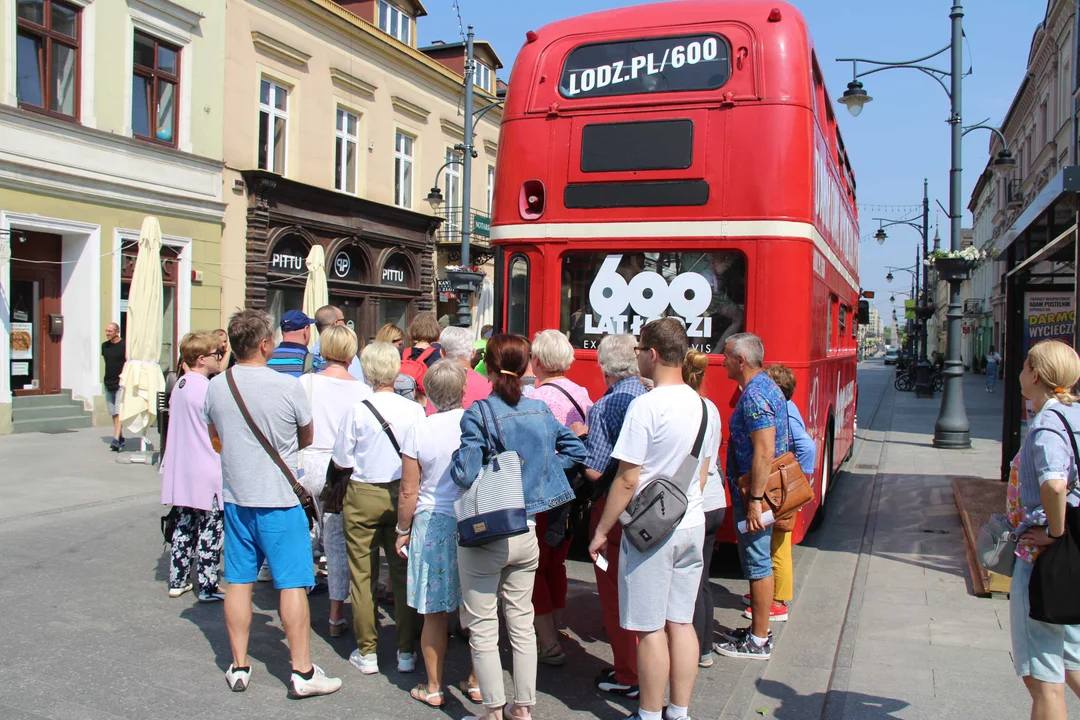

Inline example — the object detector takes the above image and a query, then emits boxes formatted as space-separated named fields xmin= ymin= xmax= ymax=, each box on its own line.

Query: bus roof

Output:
xmin=507 ymin=0 xmax=814 ymax=116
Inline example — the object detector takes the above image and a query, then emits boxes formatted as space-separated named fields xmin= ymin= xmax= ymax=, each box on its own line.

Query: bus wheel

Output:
xmin=809 ymin=427 xmax=834 ymax=532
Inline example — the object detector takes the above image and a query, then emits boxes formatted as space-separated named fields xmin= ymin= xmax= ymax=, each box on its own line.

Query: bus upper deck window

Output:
xmin=508 ymin=254 xmax=530 ymax=336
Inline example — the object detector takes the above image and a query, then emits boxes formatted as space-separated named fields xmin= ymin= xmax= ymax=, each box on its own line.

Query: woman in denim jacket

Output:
xmin=450 ymin=334 xmax=585 ymax=720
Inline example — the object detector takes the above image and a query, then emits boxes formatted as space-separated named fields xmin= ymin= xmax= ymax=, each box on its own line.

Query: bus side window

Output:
xmin=827 ymin=295 xmax=836 ymax=353
xmin=838 ymin=304 xmax=847 ymax=346
xmin=507 ymin=254 xmax=530 ymax=337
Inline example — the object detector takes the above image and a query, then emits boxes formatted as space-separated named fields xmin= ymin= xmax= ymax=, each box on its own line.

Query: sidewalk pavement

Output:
xmin=732 ymin=364 xmax=1079 ymax=719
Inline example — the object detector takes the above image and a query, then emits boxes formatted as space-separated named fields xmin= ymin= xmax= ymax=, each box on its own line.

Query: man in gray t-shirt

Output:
xmin=204 ymin=365 xmax=311 ymax=508
xmin=202 ymin=310 xmax=341 ymax=699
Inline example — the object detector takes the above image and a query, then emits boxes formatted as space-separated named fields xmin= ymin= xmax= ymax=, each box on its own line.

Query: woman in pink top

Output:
xmin=425 ymin=327 xmax=491 ymax=416
xmin=160 ymin=332 xmax=224 ymax=602
xmin=527 ymin=329 xmax=593 ymax=665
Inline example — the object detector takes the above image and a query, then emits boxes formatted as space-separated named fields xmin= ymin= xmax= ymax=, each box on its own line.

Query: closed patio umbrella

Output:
xmin=302 ymin=245 xmax=328 ymax=350
xmin=473 ymin=277 xmax=494 ymax=339
xmin=118 ymin=216 xmax=165 ymax=439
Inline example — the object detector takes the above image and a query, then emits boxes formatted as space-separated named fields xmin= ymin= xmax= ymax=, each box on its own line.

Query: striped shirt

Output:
xmin=268 ymin=341 xmax=324 ymax=377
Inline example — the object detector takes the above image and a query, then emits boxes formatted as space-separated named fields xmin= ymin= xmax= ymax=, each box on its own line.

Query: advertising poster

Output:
xmin=1020 ymin=292 xmax=1076 ymax=439
xmin=10 ymin=322 xmax=33 ymax=361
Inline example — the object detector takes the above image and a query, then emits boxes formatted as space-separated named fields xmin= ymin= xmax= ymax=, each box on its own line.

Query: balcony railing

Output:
xmin=434 ymin=206 xmax=494 ymax=264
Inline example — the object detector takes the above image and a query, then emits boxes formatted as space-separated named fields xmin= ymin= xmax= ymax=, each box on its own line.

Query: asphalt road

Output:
xmin=0 ymin=363 xmax=893 ymax=720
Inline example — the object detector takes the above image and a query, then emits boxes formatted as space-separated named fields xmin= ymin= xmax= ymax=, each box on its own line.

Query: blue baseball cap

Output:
xmin=281 ymin=310 xmax=316 ymax=332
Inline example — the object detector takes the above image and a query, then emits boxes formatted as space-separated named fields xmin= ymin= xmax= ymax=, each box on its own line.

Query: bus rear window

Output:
xmin=560 ymin=34 xmax=730 ymax=99
xmin=581 ymin=119 xmax=693 ymax=172
xmin=560 ymin=251 xmax=746 ymax=354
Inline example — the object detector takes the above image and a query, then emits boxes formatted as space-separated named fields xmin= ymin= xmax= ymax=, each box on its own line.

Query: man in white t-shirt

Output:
xmin=588 ymin=318 xmax=715 ymax=720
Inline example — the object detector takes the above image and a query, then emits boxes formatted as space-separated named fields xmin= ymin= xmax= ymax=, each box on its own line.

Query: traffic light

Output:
xmin=858 ymin=299 xmax=870 ymax=325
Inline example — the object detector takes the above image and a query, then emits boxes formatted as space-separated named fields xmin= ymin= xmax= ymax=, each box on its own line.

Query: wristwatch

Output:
xmin=749 ymin=495 xmax=765 ymax=503
xmin=1046 ymin=526 xmax=1065 ymax=539
xmin=395 ymin=524 xmax=411 ymax=536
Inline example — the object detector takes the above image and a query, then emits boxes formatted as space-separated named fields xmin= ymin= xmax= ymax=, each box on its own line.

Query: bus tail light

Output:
xmin=519 ymin=180 xmax=546 ymax=220
xmin=768 ymin=8 xmax=782 ymax=21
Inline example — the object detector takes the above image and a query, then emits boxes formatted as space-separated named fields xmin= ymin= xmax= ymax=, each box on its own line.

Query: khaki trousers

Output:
xmin=458 ymin=530 xmax=540 ymax=708
xmin=343 ymin=480 xmax=418 ymax=655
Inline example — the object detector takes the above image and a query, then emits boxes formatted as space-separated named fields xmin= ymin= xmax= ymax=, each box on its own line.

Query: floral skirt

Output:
xmin=407 ymin=510 xmax=462 ymax=614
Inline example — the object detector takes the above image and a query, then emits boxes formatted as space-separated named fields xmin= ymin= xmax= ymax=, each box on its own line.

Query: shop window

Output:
xmin=559 ymin=250 xmax=745 ymax=354
xmin=335 ymin=108 xmax=359 ymax=194
xmin=16 ymin=0 xmax=81 ymax=119
xmin=258 ymin=78 xmax=288 ymax=174
xmin=120 ymin=239 xmax=181 ymax=370
xmin=507 ymin=254 xmax=529 ymax=337
xmin=132 ymin=31 xmax=179 ymax=146
xmin=394 ymin=131 xmax=414 ymax=208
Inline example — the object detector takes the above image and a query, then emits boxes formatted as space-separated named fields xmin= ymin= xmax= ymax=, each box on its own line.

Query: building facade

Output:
xmin=962 ymin=166 xmax=1002 ymax=370
xmin=1 ymin=0 xmax=226 ymax=432
xmin=221 ymin=0 xmax=502 ymax=339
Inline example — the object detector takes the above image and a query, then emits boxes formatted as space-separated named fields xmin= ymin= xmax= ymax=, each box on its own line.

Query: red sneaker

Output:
xmin=742 ymin=602 xmax=788 ymax=622
xmin=742 ymin=593 xmax=751 ymax=606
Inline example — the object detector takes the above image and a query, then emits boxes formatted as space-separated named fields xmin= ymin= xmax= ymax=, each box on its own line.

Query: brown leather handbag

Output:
xmin=737 ymin=451 xmax=815 ymax=532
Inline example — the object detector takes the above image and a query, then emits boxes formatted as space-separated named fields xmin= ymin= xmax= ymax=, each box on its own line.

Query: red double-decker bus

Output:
xmin=490 ymin=0 xmax=859 ymax=542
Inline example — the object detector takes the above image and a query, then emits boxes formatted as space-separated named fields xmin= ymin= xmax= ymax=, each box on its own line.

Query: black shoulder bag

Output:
xmin=539 ymin=383 xmax=591 ymax=548
xmin=1028 ymin=409 xmax=1080 ymax=625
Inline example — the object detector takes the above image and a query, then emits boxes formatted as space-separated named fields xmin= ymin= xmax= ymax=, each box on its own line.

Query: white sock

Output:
xmin=666 ymin=703 xmax=689 ymax=720
xmin=750 ymin=633 xmax=769 ymax=647
xmin=637 ymin=710 xmax=662 ymax=720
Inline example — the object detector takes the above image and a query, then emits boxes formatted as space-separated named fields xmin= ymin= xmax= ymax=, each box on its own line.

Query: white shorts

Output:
xmin=618 ymin=523 xmax=705 ymax=632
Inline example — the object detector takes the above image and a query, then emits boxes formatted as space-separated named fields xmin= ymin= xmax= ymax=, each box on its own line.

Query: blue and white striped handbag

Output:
xmin=455 ymin=400 xmax=529 ymax=547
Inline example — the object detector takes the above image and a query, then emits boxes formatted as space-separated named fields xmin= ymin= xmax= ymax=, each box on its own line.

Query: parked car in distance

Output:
xmin=884 ymin=348 xmax=899 ymax=365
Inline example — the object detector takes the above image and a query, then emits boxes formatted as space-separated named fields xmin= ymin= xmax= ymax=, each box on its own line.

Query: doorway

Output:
xmin=9 ymin=232 xmax=62 ymax=396
xmin=332 ymin=295 xmax=367 ymax=345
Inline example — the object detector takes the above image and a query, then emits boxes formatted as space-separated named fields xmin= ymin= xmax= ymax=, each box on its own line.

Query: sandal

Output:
xmin=537 ymin=642 xmax=566 ymax=666
xmin=410 ymin=684 xmax=444 ymax=707
xmin=328 ymin=619 xmax=349 ymax=638
xmin=458 ymin=679 xmax=483 ymax=704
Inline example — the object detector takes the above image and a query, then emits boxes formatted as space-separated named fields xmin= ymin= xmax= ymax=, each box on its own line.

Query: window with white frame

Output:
xmin=378 ymin=1 xmax=411 ymax=45
xmin=335 ymin=108 xmax=359 ymax=194
xmin=444 ymin=148 xmax=462 ymax=234
xmin=487 ymin=165 xmax=495 ymax=214
xmin=394 ymin=131 xmax=414 ymax=208
xmin=474 ymin=61 xmax=492 ymax=93
xmin=258 ymin=79 xmax=288 ymax=173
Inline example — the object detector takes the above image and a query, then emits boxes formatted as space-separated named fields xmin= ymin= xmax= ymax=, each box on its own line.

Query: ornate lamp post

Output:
xmin=837 ymin=3 xmax=1015 ymax=448
xmin=425 ymin=25 xmax=503 ymax=328
xmin=874 ymin=180 xmax=935 ymax=397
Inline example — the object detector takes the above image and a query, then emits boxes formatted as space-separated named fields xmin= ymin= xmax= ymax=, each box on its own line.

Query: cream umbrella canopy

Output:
xmin=118 ymin=217 xmax=166 ymax=436
xmin=302 ymin=245 xmax=328 ymax=350
xmin=472 ymin=277 xmax=494 ymax=339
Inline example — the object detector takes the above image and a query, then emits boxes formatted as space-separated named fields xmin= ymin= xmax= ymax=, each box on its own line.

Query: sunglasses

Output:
xmin=635 ymin=346 xmax=653 ymax=355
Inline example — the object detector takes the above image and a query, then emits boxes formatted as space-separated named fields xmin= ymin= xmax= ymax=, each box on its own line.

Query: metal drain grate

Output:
xmin=855 ymin=464 xmax=876 ymax=469
xmin=38 ymin=429 xmax=76 ymax=434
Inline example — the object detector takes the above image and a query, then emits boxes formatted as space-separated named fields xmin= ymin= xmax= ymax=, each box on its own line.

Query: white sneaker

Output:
xmin=225 ymin=664 xmax=250 ymax=692
xmin=349 ymin=649 xmax=379 ymax=675
xmin=397 ymin=651 xmax=416 ymax=673
xmin=168 ymin=583 xmax=193 ymax=598
xmin=289 ymin=664 xmax=342 ymax=698
xmin=198 ymin=589 xmax=226 ymax=603
xmin=257 ymin=565 xmax=273 ymax=583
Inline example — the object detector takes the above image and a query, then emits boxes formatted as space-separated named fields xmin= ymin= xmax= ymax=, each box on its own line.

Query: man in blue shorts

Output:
xmin=204 ymin=309 xmax=341 ymax=698
xmin=714 ymin=332 xmax=790 ymax=661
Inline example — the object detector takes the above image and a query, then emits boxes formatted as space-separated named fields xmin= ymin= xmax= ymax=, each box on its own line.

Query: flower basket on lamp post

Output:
xmin=915 ymin=305 xmax=935 ymax=320
xmin=444 ymin=268 xmax=485 ymax=294
xmin=934 ymin=257 xmax=975 ymax=280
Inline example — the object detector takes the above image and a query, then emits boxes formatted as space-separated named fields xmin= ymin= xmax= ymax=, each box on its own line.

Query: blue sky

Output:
xmin=417 ymin=0 xmax=1049 ymax=321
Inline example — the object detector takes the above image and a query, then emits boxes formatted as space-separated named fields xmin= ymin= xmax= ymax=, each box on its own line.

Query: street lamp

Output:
xmin=836 ymin=4 xmax=1015 ymax=448
xmin=874 ymin=226 xmax=887 ymax=245
xmin=422 ymin=25 xmax=503 ymax=328
xmin=886 ymin=272 xmax=894 ymax=283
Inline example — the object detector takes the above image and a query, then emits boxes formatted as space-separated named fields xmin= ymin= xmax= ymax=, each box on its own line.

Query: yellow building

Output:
xmin=221 ymin=0 xmax=502 ymax=338
xmin=0 ymin=0 xmax=226 ymax=432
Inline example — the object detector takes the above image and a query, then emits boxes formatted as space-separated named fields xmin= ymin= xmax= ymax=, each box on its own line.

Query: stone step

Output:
xmin=12 ymin=404 xmax=91 ymax=422
xmin=12 ymin=415 xmax=94 ymax=434
xmin=12 ymin=391 xmax=81 ymax=410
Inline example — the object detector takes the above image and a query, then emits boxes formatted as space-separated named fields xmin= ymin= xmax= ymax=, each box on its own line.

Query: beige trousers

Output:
xmin=457 ymin=530 xmax=540 ymax=708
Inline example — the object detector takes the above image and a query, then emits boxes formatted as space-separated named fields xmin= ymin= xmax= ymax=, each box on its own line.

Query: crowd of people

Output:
xmin=155 ymin=305 xmax=833 ymax=717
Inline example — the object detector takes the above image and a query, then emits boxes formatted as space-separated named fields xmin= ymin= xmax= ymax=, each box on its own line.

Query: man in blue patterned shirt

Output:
xmin=715 ymin=332 xmax=790 ymax=662
xmin=581 ymin=334 xmax=647 ymax=699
